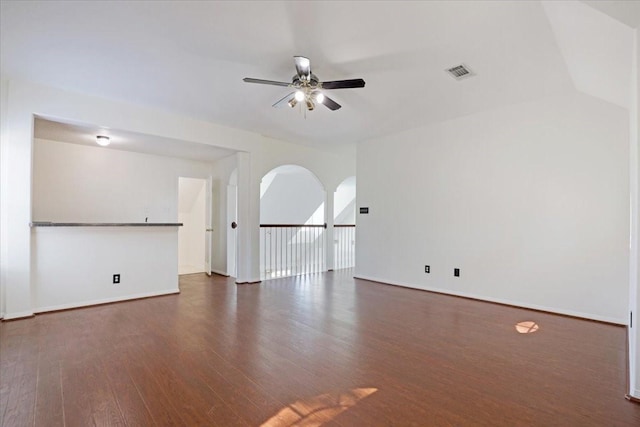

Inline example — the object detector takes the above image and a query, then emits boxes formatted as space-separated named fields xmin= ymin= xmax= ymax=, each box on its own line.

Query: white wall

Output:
xmin=2 ymin=80 xmax=36 ymax=318
xmin=33 ymin=227 xmax=178 ymax=312
xmin=33 ymin=139 xmax=211 ymax=222
xmin=356 ymin=92 xmax=629 ymax=324
xmin=31 ymin=138 xmax=213 ymax=312
xmin=260 ymin=167 xmax=325 ymax=224
xmin=178 ymin=177 xmax=206 ymax=274
xmin=334 ymin=176 xmax=356 ymax=224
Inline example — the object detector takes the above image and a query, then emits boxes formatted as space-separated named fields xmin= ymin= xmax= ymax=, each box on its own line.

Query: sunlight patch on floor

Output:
xmin=260 ymin=387 xmax=378 ymax=427
xmin=515 ymin=321 xmax=540 ymax=334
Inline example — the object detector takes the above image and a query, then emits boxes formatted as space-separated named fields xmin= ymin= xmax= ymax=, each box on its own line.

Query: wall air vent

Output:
xmin=446 ymin=64 xmax=474 ymax=80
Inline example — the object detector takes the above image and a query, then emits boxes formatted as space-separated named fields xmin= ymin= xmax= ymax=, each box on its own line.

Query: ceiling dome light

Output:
xmin=294 ymin=91 xmax=305 ymax=102
xmin=315 ymin=92 xmax=325 ymax=103
xmin=96 ymin=135 xmax=110 ymax=146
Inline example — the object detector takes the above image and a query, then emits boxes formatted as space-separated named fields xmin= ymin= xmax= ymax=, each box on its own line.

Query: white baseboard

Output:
xmin=353 ymin=274 xmax=626 ymax=325
xmin=211 ymin=269 xmax=230 ymax=277
xmin=34 ymin=289 xmax=180 ymax=314
xmin=2 ymin=310 xmax=36 ymax=320
xmin=236 ymin=277 xmax=261 ymax=284
xmin=179 ymin=265 xmax=205 ymax=275
xmin=627 ymin=389 xmax=640 ymax=403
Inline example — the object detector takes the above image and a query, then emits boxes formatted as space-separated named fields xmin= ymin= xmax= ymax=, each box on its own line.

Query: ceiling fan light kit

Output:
xmin=243 ymin=56 xmax=365 ymax=113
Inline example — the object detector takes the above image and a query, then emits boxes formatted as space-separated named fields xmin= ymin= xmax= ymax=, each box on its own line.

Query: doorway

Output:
xmin=178 ymin=177 xmax=207 ymax=275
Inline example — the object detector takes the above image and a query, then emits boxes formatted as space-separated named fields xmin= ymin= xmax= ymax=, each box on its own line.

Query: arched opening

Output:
xmin=334 ymin=176 xmax=356 ymax=270
xmin=260 ymin=165 xmax=326 ymax=280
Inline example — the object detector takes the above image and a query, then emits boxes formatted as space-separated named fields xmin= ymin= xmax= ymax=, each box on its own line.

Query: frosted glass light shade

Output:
xmin=96 ymin=135 xmax=110 ymax=146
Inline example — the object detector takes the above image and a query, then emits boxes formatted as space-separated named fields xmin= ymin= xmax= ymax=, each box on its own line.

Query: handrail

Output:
xmin=260 ymin=223 xmax=327 ymax=228
xmin=260 ymin=224 xmax=354 ymax=228
xmin=259 ymin=223 xmax=355 ymax=279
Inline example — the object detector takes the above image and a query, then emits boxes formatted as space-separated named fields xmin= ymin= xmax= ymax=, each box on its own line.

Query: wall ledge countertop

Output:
xmin=30 ymin=222 xmax=183 ymax=227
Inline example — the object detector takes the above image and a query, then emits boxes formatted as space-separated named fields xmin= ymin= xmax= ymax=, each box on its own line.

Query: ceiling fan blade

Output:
xmin=320 ymin=95 xmax=341 ymax=111
xmin=243 ymin=77 xmax=291 ymax=87
xmin=321 ymin=79 xmax=366 ymax=90
xmin=294 ymin=56 xmax=311 ymax=80
xmin=272 ymin=92 xmax=295 ymax=108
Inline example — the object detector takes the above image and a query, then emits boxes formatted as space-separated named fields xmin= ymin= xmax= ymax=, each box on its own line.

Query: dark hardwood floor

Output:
xmin=1 ymin=269 xmax=639 ymax=426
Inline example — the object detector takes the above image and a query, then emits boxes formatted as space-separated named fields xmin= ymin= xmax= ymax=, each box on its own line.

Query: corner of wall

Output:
xmin=628 ymin=26 xmax=640 ymax=400
xmin=0 ymin=77 xmax=11 ymax=319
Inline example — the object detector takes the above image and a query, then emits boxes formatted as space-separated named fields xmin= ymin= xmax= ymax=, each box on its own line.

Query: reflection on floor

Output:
xmin=261 ymin=387 xmax=378 ymax=427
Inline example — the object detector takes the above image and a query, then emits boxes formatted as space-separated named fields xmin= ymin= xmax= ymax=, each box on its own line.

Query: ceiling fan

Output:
xmin=243 ymin=56 xmax=365 ymax=111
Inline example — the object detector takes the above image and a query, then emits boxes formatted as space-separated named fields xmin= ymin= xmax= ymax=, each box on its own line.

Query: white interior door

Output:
xmin=204 ymin=177 xmax=213 ymax=276
xmin=227 ymin=184 xmax=237 ymax=277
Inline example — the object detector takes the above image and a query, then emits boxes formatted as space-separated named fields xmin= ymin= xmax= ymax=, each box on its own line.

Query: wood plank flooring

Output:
xmin=1 ymin=270 xmax=639 ymax=426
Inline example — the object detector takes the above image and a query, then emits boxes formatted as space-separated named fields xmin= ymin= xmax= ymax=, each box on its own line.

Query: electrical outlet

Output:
xmin=454 ymin=268 xmax=460 ymax=277
xmin=113 ymin=274 xmax=120 ymax=284
xmin=424 ymin=265 xmax=430 ymax=273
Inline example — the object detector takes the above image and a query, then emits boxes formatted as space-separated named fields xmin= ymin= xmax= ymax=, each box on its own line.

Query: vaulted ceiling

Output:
xmin=1 ymin=1 xmax=638 ymax=148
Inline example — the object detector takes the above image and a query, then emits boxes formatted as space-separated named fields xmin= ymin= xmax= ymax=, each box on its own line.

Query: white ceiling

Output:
xmin=2 ymin=1 xmax=638 ymax=149
xmin=583 ymin=0 xmax=640 ymax=28
xmin=34 ymin=117 xmax=236 ymax=162
xmin=543 ymin=1 xmax=635 ymax=109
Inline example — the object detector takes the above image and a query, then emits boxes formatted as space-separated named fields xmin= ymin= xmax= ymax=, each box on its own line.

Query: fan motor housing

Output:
xmin=293 ymin=74 xmax=319 ymax=87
